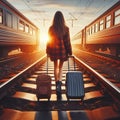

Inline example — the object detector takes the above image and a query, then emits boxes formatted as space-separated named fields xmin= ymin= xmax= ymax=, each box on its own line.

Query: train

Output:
xmin=72 ymin=1 xmax=120 ymax=57
xmin=0 ymin=0 xmax=40 ymax=57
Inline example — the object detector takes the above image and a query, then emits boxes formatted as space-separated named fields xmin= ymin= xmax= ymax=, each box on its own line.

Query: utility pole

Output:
xmin=68 ymin=12 xmax=77 ymax=27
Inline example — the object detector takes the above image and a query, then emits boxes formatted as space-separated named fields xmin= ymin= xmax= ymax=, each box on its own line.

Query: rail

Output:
xmin=0 ymin=55 xmax=46 ymax=100
xmin=0 ymin=54 xmax=120 ymax=106
xmin=75 ymin=56 xmax=120 ymax=106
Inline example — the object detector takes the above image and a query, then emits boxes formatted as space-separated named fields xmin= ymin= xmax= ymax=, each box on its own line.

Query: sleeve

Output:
xmin=63 ymin=27 xmax=72 ymax=55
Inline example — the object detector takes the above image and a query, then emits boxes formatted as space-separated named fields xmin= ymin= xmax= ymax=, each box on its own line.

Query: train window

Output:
xmin=114 ymin=9 xmax=120 ymax=25
xmin=25 ymin=24 xmax=29 ymax=33
xmin=92 ymin=25 xmax=95 ymax=33
xmin=0 ymin=9 xmax=3 ymax=24
xmin=106 ymin=15 xmax=111 ymax=28
xmin=33 ymin=29 xmax=35 ymax=35
xmin=90 ymin=27 xmax=92 ymax=35
xmin=13 ymin=16 xmax=18 ymax=30
xmin=87 ymin=29 xmax=90 ymax=36
xmin=100 ymin=19 xmax=104 ymax=31
xmin=95 ymin=23 xmax=98 ymax=32
xmin=19 ymin=20 xmax=24 ymax=31
xmin=30 ymin=27 xmax=33 ymax=35
xmin=6 ymin=12 xmax=12 ymax=28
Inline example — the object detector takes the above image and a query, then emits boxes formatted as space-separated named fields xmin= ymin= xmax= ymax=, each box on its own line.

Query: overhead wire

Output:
xmin=22 ymin=0 xmax=47 ymax=27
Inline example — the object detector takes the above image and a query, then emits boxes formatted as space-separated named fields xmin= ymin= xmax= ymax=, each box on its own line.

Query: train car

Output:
xmin=85 ymin=1 xmax=120 ymax=57
xmin=71 ymin=31 xmax=83 ymax=48
xmin=0 ymin=0 xmax=40 ymax=57
xmin=72 ymin=1 xmax=120 ymax=57
xmin=72 ymin=29 xmax=86 ymax=49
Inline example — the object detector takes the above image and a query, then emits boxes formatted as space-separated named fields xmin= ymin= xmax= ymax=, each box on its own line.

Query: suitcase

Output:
xmin=36 ymin=57 xmax=51 ymax=101
xmin=66 ymin=55 xmax=85 ymax=101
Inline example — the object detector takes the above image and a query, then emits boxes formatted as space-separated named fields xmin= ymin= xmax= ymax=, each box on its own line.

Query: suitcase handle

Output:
xmin=68 ymin=55 xmax=76 ymax=71
xmin=47 ymin=56 xmax=49 ymax=74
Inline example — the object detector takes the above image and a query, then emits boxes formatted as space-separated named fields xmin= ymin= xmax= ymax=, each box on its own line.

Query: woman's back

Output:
xmin=46 ymin=11 xmax=72 ymax=100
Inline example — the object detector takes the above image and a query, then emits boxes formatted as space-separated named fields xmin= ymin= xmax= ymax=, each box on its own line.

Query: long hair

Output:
xmin=51 ymin=11 xmax=67 ymax=40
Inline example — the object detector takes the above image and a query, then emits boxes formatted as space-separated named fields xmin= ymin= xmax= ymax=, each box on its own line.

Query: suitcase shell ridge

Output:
xmin=66 ymin=57 xmax=85 ymax=101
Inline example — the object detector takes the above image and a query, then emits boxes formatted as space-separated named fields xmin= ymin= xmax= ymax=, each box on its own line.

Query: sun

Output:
xmin=40 ymin=32 xmax=49 ymax=49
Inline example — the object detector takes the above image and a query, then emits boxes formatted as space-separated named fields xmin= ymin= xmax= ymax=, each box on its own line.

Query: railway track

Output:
xmin=0 ymin=55 xmax=120 ymax=120
xmin=74 ymin=49 xmax=120 ymax=87
xmin=0 ymin=51 xmax=45 ymax=82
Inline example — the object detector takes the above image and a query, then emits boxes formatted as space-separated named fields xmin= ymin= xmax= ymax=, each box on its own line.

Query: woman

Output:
xmin=46 ymin=11 xmax=72 ymax=99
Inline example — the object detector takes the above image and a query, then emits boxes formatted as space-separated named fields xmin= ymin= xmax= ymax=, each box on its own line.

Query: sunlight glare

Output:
xmin=40 ymin=32 xmax=49 ymax=50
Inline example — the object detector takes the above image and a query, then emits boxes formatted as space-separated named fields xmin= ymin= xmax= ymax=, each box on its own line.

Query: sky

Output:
xmin=6 ymin=0 xmax=119 ymax=47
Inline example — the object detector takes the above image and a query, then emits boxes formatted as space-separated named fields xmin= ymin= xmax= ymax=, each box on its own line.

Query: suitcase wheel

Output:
xmin=37 ymin=97 xmax=39 ymax=102
xmin=37 ymin=97 xmax=50 ymax=101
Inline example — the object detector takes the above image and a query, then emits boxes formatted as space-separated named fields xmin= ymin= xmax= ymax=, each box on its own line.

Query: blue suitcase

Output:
xmin=66 ymin=56 xmax=85 ymax=101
